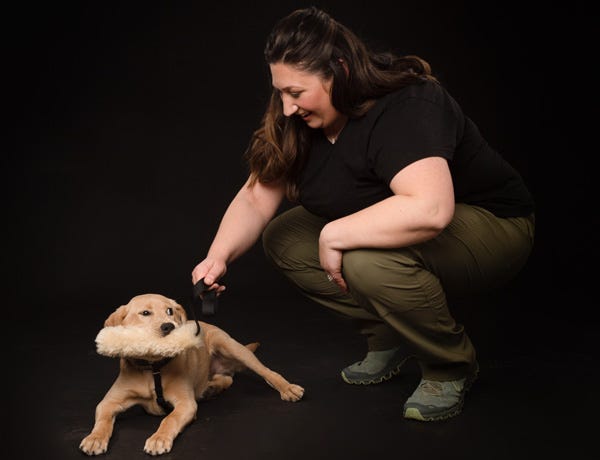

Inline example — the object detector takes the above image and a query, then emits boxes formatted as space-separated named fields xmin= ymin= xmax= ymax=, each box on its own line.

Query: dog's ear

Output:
xmin=104 ymin=305 xmax=128 ymax=327
xmin=173 ymin=302 xmax=187 ymax=323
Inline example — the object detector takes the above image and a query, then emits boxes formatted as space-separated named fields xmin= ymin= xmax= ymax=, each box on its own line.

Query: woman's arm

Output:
xmin=192 ymin=176 xmax=285 ymax=288
xmin=319 ymin=156 xmax=454 ymax=290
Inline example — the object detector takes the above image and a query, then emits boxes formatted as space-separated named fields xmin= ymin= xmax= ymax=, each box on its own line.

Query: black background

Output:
xmin=6 ymin=1 xmax=596 ymax=459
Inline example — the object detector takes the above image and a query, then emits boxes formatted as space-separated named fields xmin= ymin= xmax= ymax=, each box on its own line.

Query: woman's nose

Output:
xmin=282 ymin=96 xmax=299 ymax=117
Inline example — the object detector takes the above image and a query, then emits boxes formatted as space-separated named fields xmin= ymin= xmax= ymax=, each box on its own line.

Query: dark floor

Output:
xmin=7 ymin=266 xmax=597 ymax=460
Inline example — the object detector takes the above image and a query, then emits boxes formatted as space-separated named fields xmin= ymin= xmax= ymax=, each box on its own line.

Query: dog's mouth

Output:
xmin=160 ymin=322 xmax=176 ymax=337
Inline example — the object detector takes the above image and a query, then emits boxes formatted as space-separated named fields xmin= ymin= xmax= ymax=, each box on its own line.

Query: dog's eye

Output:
xmin=141 ymin=310 xmax=151 ymax=316
xmin=166 ymin=308 xmax=173 ymax=316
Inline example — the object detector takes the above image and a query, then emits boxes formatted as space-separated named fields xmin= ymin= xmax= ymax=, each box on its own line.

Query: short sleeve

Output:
xmin=369 ymin=88 xmax=462 ymax=184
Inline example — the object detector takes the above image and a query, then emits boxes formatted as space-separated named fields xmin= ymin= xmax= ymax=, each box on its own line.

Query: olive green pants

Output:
xmin=262 ymin=204 xmax=535 ymax=381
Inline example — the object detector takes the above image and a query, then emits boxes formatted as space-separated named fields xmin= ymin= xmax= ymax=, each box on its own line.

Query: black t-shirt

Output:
xmin=298 ymin=81 xmax=535 ymax=220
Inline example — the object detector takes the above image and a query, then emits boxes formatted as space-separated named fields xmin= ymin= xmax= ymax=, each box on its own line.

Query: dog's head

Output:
xmin=105 ymin=294 xmax=188 ymax=337
xmin=96 ymin=294 xmax=201 ymax=360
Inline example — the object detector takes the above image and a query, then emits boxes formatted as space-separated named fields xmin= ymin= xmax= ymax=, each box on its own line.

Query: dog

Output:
xmin=79 ymin=293 xmax=304 ymax=456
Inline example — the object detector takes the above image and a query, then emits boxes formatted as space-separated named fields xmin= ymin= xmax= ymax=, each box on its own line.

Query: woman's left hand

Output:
xmin=319 ymin=233 xmax=348 ymax=293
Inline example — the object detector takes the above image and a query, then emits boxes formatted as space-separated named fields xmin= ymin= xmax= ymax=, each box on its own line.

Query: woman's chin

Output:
xmin=304 ymin=119 xmax=322 ymax=130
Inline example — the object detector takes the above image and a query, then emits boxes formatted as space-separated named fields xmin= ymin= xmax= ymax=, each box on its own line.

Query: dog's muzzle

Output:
xmin=160 ymin=323 xmax=176 ymax=336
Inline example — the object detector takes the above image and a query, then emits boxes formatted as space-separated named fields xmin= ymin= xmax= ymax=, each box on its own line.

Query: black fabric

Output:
xmin=299 ymin=81 xmax=535 ymax=220
xmin=193 ymin=279 xmax=218 ymax=319
xmin=129 ymin=358 xmax=175 ymax=414
xmin=152 ymin=362 xmax=174 ymax=414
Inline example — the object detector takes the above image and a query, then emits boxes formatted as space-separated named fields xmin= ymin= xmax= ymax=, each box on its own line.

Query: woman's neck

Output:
xmin=324 ymin=115 xmax=348 ymax=144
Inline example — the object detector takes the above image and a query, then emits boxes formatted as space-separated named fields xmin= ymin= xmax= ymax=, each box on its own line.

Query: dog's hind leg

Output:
xmin=201 ymin=374 xmax=234 ymax=400
xmin=212 ymin=334 xmax=305 ymax=402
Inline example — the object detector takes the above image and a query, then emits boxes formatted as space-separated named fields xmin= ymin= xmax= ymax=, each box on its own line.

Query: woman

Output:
xmin=192 ymin=7 xmax=535 ymax=421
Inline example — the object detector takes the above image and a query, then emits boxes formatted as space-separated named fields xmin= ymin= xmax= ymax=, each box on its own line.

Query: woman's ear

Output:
xmin=104 ymin=305 xmax=128 ymax=327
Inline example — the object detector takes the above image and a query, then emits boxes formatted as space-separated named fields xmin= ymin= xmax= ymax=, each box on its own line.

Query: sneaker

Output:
xmin=403 ymin=363 xmax=479 ymax=421
xmin=341 ymin=347 xmax=410 ymax=385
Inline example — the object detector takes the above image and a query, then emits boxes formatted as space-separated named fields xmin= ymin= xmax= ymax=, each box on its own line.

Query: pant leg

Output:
xmin=404 ymin=204 xmax=535 ymax=378
xmin=342 ymin=247 xmax=477 ymax=380
xmin=415 ymin=204 xmax=535 ymax=299
xmin=263 ymin=204 xmax=535 ymax=380
xmin=262 ymin=206 xmax=404 ymax=350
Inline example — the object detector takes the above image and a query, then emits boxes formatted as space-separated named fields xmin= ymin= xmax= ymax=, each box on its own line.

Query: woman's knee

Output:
xmin=262 ymin=208 xmax=322 ymax=270
xmin=343 ymin=249 xmax=438 ymax=311
xmin=342 ymin=250 xmax=409 ymax=294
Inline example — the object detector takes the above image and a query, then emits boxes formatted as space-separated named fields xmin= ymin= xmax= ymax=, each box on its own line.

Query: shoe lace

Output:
xmin=419 ymin=380 xmax=443 ymax=396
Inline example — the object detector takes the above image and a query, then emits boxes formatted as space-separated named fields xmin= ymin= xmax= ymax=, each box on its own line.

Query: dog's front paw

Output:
xmin=144 ymin=433 xmax=174 ymax=456
xmin=80 ymin=433 xmax=109 ymax=456
xmin=280 ymin=383 xmax=305 ymax=402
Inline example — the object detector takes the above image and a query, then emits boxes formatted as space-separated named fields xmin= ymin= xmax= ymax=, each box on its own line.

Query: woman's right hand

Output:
xmin=191 ymin=258 xmax=227 ymax=295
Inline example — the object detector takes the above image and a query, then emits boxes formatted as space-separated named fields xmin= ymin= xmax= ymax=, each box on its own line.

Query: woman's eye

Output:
xmin=141 ymin=310 xmax=151 ymax=316
xmin=166 ymin=308 xmax=173 ymax=316
xmin=290 ymin=92 xmax=300 ymax=98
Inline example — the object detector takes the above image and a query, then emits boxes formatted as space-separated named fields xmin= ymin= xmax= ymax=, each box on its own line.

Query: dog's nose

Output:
xmin=160 ymin=323 xmax=175 ymax=336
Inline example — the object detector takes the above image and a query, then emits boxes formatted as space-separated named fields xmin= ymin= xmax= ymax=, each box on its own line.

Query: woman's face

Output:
xmin=270 ymin=62 xmax=344 ymax=137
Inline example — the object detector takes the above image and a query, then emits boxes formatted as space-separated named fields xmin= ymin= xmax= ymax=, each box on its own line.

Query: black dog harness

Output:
xmin=151 ymin=359 xmax=174 ymax=413
xmin=132 ymin=280 xmax=219 ymax=413
xmin=130 ymin=357 xmax=174 ymax=414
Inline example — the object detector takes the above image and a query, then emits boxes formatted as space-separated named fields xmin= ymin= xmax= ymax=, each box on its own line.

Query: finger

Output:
xmin=192 ymin=271 xmax=206 ymax=285
xmin=204 ymin=264 xmax=226 ymax=286
xmin=204 ymin=275 xmax=215 ymax=285
xmin=203 ymin=268 xmax=219 ymax=286
xmin=330 ymin=273 xmax=348 ymax=293
xmin=205 ymin=281 xmax=221 ymax=291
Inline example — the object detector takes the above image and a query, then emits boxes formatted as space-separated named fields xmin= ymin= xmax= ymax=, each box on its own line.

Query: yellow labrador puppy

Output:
xmin=80 ymin=293 xmax=304 ymax=456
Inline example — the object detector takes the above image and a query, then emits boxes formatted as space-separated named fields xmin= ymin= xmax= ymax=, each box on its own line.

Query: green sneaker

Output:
xmin=341 ymin=347 xmax=410 ymax=385
xmin=403 ymin=364 xmax=479 ymax=421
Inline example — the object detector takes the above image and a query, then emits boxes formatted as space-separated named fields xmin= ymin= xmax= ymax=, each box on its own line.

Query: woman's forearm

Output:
xmin=320 ymin=193 xmax=454 ymax=251
xmin=322 ymin=157 xmax=455 ymax=251
xmin=206 ymin=178 xmax=285 ymax=264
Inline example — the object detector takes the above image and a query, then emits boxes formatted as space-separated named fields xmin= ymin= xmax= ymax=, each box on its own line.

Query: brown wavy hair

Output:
xmin=244 ymin=6 xmax=437 ymax=201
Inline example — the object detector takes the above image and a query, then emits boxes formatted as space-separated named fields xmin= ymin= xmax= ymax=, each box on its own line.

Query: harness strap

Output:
xmin=129 ymin=358 xmax=174 ymax=413
xmin=151 ymin=361 xmax=174 ymax=414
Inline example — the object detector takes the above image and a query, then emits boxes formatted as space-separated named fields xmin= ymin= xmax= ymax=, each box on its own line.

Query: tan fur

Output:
xmin=79 ymin=293 xmax=304 ymax=456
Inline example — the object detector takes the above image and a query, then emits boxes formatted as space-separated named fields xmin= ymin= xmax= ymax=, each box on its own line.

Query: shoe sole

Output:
xmin=341 ymin=357 xmax=409 ymax=385
xmin=403 ymin=363 xmax=480 ymax=422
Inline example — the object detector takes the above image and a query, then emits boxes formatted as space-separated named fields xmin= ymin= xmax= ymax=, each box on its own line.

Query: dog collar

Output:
xmin=130 ymin=357 xmax=172 ymax=370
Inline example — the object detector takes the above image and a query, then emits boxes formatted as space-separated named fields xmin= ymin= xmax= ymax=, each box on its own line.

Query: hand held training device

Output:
xmin=193 ymin=279 xmax=218 ymax=315
xmin=190 ymin=278 xmax=219 ymax=335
